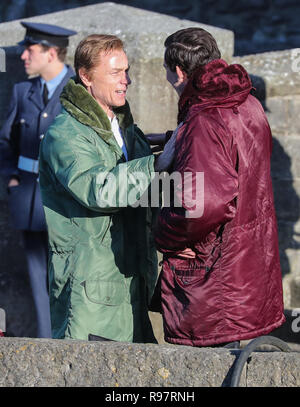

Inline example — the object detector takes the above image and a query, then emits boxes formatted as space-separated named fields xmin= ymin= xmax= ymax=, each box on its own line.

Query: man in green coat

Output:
xmin=39 ymin=34 xmax=175 ymax=341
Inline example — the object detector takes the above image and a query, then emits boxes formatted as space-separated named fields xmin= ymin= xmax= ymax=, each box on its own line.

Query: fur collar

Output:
xmin=178 ymin=59 xmax=252 ymax=124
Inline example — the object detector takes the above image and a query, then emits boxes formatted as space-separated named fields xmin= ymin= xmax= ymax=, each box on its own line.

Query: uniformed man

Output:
xmin=0 ymin=22 xmax=77 ymax=337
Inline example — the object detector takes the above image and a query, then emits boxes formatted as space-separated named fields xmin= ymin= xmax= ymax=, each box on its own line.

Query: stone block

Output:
xmin=127 ymin=57 xmax=178 ymax=133
xmin=266 ymin=97 xmax=289 ymax=135
xmin=277 ymin=219 xmax=300 ymax=308
xmin=266 ymin=96 xmax=300 ymax=137
xmin=246 ymin=352 xmax=300 ymax=387
xmin=232 ymin=49 xmax=300 ymax=98
xmin=282 ymin=259 xmax=299 ymax=306
xmin=0 ymin=338 xmax=239 ymax=387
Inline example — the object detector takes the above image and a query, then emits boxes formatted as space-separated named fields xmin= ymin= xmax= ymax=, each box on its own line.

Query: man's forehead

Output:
xmin=97 ymin=49 xmax=128 ymax=66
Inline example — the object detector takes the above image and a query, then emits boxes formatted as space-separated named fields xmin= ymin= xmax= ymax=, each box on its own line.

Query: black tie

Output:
xmin=42 ymin=83 xmax=49 ymax=106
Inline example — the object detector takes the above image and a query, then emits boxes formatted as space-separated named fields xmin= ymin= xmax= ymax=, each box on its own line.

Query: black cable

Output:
xmin=230 ymin=335 xmax=291 ymax=387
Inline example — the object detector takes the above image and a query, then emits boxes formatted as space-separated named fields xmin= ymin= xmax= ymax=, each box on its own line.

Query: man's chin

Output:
xmin=115 ymin=99 xmax=127 ymax=107
xmin=24 ymin=67 xmax=34 ymax=76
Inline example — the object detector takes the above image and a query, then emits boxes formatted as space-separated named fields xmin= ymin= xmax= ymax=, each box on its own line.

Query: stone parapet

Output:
xmin=266 ymin=96 xmax=300 ymax=138
xmin=0 ymin=337 xmax=299 ymax=387
xmin=0 ymin=2 xmax=234 ymax=59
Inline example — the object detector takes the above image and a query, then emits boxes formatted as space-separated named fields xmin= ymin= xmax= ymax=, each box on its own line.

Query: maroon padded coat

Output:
xmin=154 ymin=59 xmax=285 ymax=346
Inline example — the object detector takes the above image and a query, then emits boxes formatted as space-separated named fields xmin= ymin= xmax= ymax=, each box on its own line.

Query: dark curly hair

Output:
xmin=164 ymin=27 xmax=221 ymax=77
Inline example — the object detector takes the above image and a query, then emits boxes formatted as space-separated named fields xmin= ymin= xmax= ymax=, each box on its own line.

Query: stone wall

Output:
xmin=0 ymin=337 xmax=299 ymax=387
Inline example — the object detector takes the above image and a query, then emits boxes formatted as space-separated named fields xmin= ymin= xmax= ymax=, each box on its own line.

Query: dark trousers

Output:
xmin=23 ymin=230 xmax=51 ymax=338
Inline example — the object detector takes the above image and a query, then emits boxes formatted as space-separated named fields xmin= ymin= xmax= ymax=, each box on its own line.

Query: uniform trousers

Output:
xmin=22 ymin=230 xmax=52 ymax=338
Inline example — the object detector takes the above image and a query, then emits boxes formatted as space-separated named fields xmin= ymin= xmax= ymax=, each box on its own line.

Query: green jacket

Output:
xmin=39 ymin=78 xmax=158 ymax=342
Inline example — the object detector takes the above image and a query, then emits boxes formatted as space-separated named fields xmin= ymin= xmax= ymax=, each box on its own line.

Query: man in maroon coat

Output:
xmin=153 ymin=27 xmax=285 ymax=347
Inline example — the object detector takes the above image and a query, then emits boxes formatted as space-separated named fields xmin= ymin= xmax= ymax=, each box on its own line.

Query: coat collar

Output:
xmin=27 ymin=77 xmax=43 ymax=110
xmin=60 ymin=78 xmax=134 ymax=159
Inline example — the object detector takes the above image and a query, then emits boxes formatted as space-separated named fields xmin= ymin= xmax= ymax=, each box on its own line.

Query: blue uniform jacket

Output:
xmin=0 ymin=65 xmax=74 ymax=231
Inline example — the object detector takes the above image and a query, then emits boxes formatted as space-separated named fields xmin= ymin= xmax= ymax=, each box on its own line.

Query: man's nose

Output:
xmin=20 ymin=48 xmax=29 ymax=60
xmin=120 ymin=71 xmax=131 ymax=85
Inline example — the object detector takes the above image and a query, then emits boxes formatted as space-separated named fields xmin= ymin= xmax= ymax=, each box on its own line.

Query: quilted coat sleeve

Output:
xmin=40 ymin=120 xmax=155 ymax=214
xmin=155 ymin=112 xmax=239 ymax=253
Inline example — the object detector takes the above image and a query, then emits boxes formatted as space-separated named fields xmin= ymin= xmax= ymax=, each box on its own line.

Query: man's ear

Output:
xmin=175 ymin=66 xmax=188 ymax=84
xmin=48 ymin=47 xmax=58 ymax=62
xmin=78 ymin=68 xmax=91 ymax=87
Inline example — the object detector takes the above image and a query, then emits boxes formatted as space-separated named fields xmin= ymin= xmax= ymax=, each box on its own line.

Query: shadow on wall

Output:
xmin=252 ymin=75 xmax=300 ymax=314
xmin=252 ymin=74 xmax=300 ymax=278
xmin=247 ymin=75 xmax=300 ymax=345
xmin=271 ymin=138 xmax=300 ymax=281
